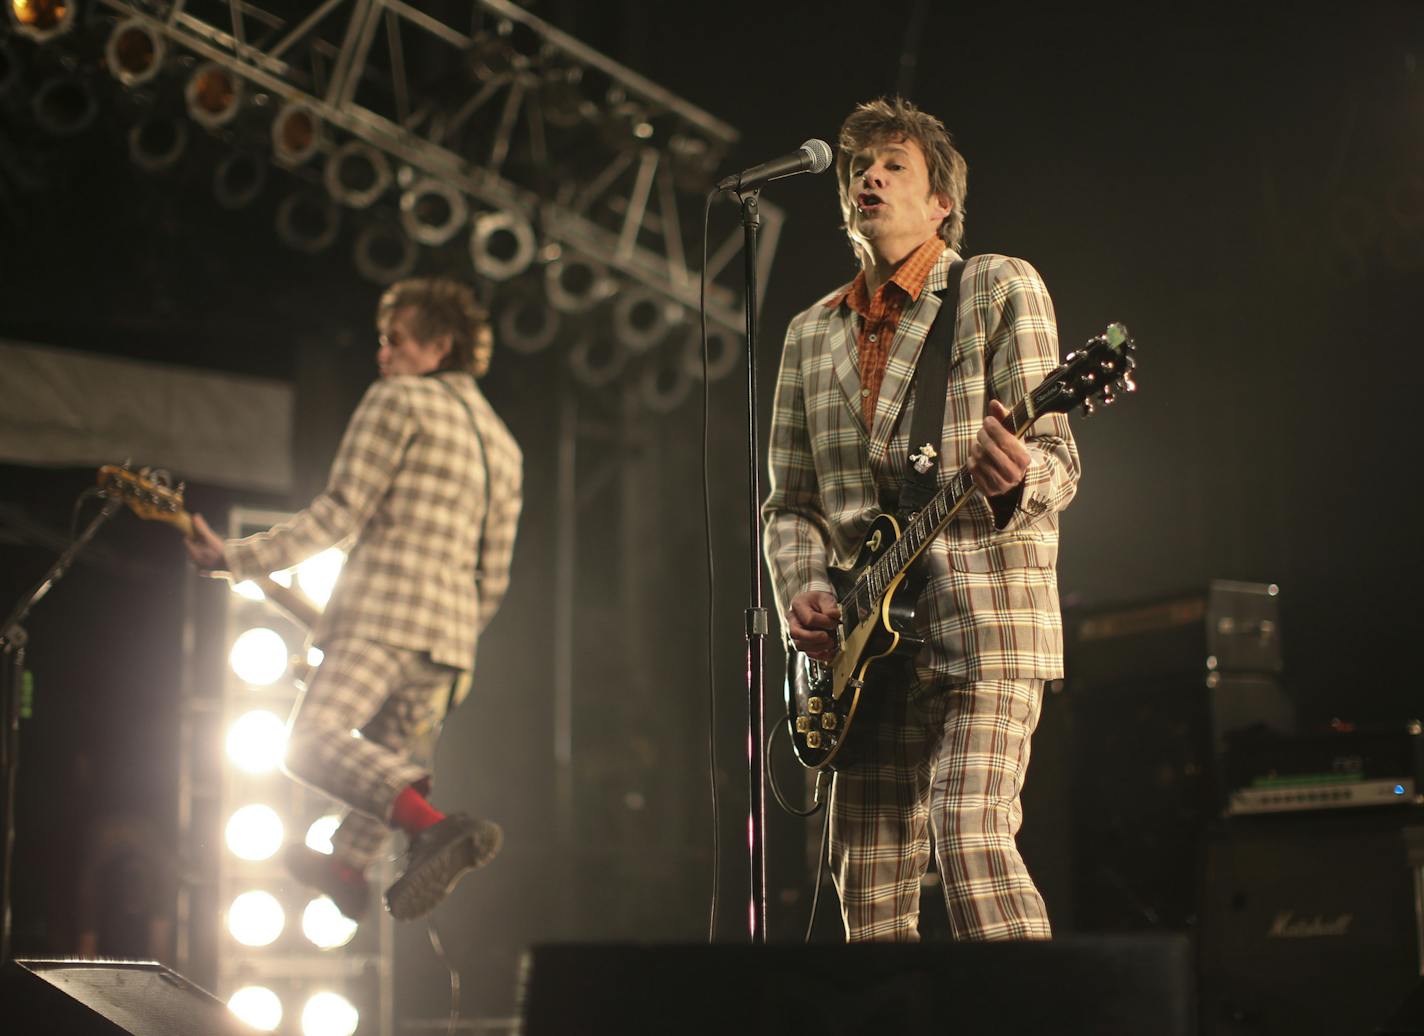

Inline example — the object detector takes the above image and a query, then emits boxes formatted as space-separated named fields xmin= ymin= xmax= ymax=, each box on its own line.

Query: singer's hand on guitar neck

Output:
xmin=968 ymin=399 xmax=1030 ymax=498
xmin=184 ymin=512 xmax=229 ymax=575
xmin=788 ymin=590 xmax=841 ymax=662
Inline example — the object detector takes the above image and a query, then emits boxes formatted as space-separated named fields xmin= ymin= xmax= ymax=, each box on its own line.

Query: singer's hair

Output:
xmin=836 ymin=96 xmax=968 ymax=257
xmin=376 ymin=277 xmax=493 ymax=377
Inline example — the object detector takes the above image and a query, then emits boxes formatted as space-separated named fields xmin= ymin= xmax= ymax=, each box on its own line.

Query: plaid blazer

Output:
xmin=226 ymin=371 xmax=523 ymax=674
xmin=763 ymin=249 xmax=1080 ymax=681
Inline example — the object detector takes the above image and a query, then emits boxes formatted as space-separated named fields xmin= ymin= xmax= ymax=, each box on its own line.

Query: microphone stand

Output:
xmin=0 ymin=492 xmax=123 ymax=966
xmin=735 ymin=188 xmax=770 ymax=943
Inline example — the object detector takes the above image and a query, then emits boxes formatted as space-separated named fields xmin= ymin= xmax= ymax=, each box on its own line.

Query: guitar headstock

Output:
xmin=97 ymin=464 xmax=194 ymax=537
xmin=1031 ymin=322 xmax=1137 ymax=418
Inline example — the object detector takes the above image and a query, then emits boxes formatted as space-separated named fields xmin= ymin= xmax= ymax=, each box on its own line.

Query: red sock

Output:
xmin=391 ymin=785 xmax=446 ymax=836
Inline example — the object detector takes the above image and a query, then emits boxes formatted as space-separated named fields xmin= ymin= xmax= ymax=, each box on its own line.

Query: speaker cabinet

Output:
xmin=2 ymin=958 xmax=252 ymax=1035
xmin=1199 ymin=812 xmax=1424 ymax=1036
xmin=518 ymin=936 xmax=1195 ymax=1035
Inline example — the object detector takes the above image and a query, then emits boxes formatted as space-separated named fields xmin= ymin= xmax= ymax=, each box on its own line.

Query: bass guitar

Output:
xmin=786 ymin=323 xmax=1138 ymax=769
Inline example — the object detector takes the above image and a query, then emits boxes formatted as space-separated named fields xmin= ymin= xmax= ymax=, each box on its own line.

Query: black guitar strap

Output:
xmin=430 ymin=371 xmax=491 ymax=579
xmin=897 ymin=258 xmax=967 ymax=520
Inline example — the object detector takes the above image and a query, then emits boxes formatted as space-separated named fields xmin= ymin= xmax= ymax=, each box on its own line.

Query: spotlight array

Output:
xmin=7 ymin=0 xmax=776 ymax=413
xmin=169 ymin=507 xmax=390 ymax=1034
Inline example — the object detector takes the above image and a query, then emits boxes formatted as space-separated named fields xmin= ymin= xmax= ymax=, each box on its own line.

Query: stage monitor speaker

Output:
xmin=518 ymin=935 xmax=1195 ymax=1036
xmin=1199 ymin=812 xmax=1424 ymax=1036
xmin=2 ymin=958 xmax=253 ymax=1035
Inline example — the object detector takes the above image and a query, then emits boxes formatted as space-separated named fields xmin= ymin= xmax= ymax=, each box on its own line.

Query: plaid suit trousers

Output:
xmin=283 ymin=637 xmax=455 ymax=868
xmin=829 ymin=677 xmax=1052 ymax=942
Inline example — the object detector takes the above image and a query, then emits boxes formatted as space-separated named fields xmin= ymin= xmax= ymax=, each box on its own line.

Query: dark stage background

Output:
xmin=2 ymin=0 xmax=1421 ymax=1025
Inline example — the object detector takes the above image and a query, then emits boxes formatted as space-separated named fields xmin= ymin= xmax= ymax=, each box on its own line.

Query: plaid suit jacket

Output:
xmin=226 ymin=370 xmax=523 ymax=674
xmin=763 ymin=249 xmax=1080 ymax=681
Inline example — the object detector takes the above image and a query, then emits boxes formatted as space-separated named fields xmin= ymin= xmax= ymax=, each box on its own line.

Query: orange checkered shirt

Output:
xmin=827 ymin=236 xmax=946 ymax=427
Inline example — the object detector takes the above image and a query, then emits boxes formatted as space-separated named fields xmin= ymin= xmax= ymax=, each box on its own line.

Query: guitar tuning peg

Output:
xmin=1121 ymin=376 xmax=1137 ymax=393
xmin=1081 ymin=399 xmax=1096 ymax=416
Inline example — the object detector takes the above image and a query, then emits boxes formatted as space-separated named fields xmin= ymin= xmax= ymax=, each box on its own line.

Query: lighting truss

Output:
xmin=93 ymin=0 xmax=783 ymax=336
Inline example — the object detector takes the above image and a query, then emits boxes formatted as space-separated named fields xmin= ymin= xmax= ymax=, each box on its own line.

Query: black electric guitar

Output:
xmin=786 ymin=323 xmax=1138 ymax=769
xmin=97 ymin=464 xmax=323 ymax=629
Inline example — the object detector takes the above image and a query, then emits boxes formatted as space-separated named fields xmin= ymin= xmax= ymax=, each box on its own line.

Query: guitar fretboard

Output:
xmin=842 ymin=395 xmax=1035 ymax=618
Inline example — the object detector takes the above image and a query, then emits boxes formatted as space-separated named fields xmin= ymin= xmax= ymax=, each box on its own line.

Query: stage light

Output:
xmin=302 ymin=991 xmax=359 ymax=1036
xmin=228 ymin=985 xmax=282 ymax=1032
xmin=127 ymin=116 xmax=187 ymax=173
xmin=667 ymin=131 xmax=722 ymax=194
xmin=545 ymin=254 xmax=614 ymax=314
xmin=640 ymin=343 xmax=693 ymax=414
xmin=31 ymin=75 xmax=95 ymax=137
xmin=307 ymin=646 xmax=324 ymax=668
xmin=225 ymin=804 xmax=284 ymax=862
xmin=232 ymin=580 xmax=265 ymax=601
xmin=399 ymin=178 xmax=467 ymax=246
xmin=611 ymin=287 xmax=678 ymax=354
xmin=465 ymin=28 xmax=523 ymax=82
xmin=276 ymin=191 xmax=341 ymax=254
xmin=229 ymin=627 xmax=289 ymax=686
xmin=226 ymin=710 xmax=287 ymax=774
xmin=352 ymin=219 xmax=418 ymax=284
xmin=305 ymin=814 xmax=342 ymax=855
xmin=294 ymin=548 xmax=344 ymax=608
xmin=325 ymin=140 xmax=391 ymax=209
xmin=9 ymin=0 xmax=73 ymax=41
xmin=538 ymin=66 xmax=593 ymax=129
xmin=469 ymin=209 xmax=536 ymax=281
xmin=185 ymin=62 xmax=242 ymax=130
xmin=227 ymin=890 xmax=285 ymax=947
xmin=302 ymin=897 xmax=358 ymax=949
xmin=599 ymin=93 xmax=654 ymax=150
xmin=567 ymin=334 xmax=626 ymax=388
xmin=684 ymin=326 xmax=739 ymax=382
xmin=213 ymin=152 xmax=266 ymax=209
xmin=105 ymin=18 xmax=163 ymax=87
xmin=272 ymin=102 xmax=320 ymax=166
xmin=497 ymin=291 xmax=561 ymax=354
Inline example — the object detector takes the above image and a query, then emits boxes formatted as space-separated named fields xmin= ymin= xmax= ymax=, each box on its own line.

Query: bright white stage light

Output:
xmin=307 ymin=646 xmax=325 ymax=669
xmin=225 ymin=804 xmax=284 ymax=861
xmin=228 ymin=985 xmax=282 ymax=1031
xmin=302 ymin=896 xmax=359 ymax=949
xmin=232 ymin=580 xmax=265 ymax=601
xmin=295 ymin=548 xmax=344 ymax=607
xmin=302 ymin=991 xmax=359 ymax=1036
xmin=225 ymin=710 xmax=287 ymax=774
xmin=305 ymin=814 xmax=342 ymax=855
xmin=230 ymin=627 xmax=289 ymax=686
xmin=227 ymin=890 xmax=285 ymax=947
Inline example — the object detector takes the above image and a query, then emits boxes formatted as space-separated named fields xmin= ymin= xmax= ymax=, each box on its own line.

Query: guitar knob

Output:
xmin=805 ymin=731 xmax=823 ymax=749
xmin=820 ymin=713 xmax=838 ymax=731
xmin=794 ymin=716 xmax=812 ymax=733
xmin=806 ymin=697 xmax=824 ymax=715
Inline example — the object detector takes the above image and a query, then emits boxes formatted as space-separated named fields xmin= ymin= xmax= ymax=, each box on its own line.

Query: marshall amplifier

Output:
xmin=1199 ymin=811 xmax=1424 ymax=1036
xmin=1066 ymin=579 xmax=1285 ymax=687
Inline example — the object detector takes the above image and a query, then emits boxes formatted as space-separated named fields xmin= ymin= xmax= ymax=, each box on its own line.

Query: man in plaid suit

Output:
xmin=764 ymin=98 xmax=1080 ymax=941
xmin=186 ymin=277 xmax=522 ymax=922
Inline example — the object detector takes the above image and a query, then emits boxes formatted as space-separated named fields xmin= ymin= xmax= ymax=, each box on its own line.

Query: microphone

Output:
xmin=717 ymin=138 xmax=834 ymax=193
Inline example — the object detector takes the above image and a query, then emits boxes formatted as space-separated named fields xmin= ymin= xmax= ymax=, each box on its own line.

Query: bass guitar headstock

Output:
xmin=97 ymin=464 xmax=194 ymax=538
